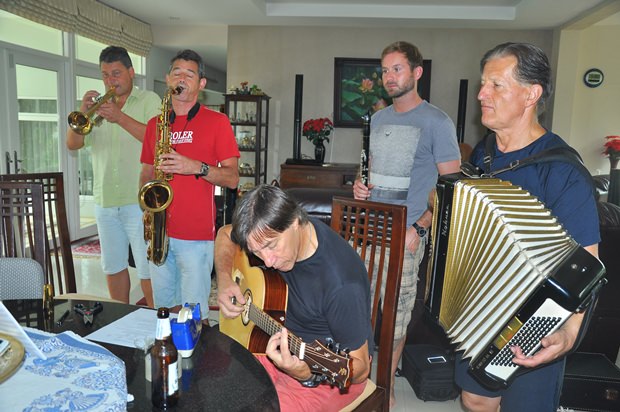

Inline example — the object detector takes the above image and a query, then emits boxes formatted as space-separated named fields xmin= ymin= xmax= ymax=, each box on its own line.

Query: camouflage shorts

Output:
xmin=367 ymin=236 xmax=426 ymax=348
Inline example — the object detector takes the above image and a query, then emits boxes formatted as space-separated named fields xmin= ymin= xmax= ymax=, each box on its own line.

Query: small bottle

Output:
xmin=151 ymin=307 xmax=179 ymax=409
xmin=42 ymin=283 xmax=54 ymax=331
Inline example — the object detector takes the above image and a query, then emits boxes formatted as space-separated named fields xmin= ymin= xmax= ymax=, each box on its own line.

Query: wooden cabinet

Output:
xmin=279 ymin=163 xmax=359 ymax=190
xmin=223 ymin=94 xmax=270 ymax=192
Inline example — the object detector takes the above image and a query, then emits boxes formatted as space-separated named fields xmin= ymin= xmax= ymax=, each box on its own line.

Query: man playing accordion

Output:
xmin=456 ymin=42 xmax=600 ymax=412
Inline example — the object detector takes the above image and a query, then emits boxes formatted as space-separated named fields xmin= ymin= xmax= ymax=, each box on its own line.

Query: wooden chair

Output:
xmin=0 ymin=173 xmax=76 ymax=295
xmin=330 ymin=197 xmax=407 ymax=412
xmin=0 ymin=182 xmax=48 ymax=293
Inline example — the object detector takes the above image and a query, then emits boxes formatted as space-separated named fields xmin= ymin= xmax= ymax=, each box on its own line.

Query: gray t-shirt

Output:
xmin=369 ymin=101 xmax=460 ymax=225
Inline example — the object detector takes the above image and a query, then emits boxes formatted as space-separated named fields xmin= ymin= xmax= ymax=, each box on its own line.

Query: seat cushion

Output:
xmin=0 ymin=257 xmax=44 ymax=300
xmin=338 ymin=379 xmax=378 ymax=412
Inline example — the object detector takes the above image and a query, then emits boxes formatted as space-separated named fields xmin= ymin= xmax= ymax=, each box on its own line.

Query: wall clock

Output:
xmin=583 ymin=68 xmax=604 ymax=88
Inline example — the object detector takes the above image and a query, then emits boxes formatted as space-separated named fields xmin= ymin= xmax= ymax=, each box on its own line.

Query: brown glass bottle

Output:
xmin=151 ymin=307 xmax=179 ymax=409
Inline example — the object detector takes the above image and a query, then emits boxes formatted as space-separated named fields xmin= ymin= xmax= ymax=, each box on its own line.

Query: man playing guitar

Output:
xmin=215 ymin=185 xmax=372 ymax=411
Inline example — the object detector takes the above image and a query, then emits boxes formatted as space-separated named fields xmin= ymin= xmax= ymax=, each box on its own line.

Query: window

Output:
xmin=16 ymin=64 xmax=59 ymax=173
xmin=0 ymin=10 xmax=62 ymax=55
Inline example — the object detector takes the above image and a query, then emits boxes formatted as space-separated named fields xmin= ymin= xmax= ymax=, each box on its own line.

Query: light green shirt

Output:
xmin=85 ymin=86 xmax=161 ymax=207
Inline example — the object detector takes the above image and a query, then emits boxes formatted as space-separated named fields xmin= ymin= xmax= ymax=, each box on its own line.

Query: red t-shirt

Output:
xmin=141 ymin=106 xmax=239 ymax=240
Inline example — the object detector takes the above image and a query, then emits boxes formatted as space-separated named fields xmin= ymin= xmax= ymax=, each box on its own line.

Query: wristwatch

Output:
xmin=195 ymin=162 xmax=210 ymax=179
xmin=412 ymin=222 xmax=427 ymax=238
xmin=298 ymin=373 xmax=326 ymax=388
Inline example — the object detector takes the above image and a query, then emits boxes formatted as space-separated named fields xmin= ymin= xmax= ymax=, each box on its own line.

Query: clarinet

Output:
xmin=360 ymin=111 xmax=370 ymax=186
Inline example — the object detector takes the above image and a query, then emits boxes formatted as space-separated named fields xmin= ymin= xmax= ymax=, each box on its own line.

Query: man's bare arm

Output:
xmin=215 ymin=225 xmax=245 ymax=318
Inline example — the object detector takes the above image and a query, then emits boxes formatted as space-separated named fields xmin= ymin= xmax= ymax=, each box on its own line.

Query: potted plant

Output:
xmin=604 ymin=135 xmax=620 ymax=206
xmin=604 ymin=135 xmax=620 ymax=169
xmin=302 ymin=117 xmax=334 ymax=163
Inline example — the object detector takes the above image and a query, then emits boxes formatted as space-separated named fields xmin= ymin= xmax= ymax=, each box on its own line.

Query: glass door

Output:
xmin=0 ymin=49 xmax=98 ymax=240
xmin=14 ymin=63 xmax=61 ymax=174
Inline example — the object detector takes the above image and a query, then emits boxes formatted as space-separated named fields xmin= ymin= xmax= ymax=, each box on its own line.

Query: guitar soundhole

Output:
xmin=241 ymin=290 xmax=252 ymax=326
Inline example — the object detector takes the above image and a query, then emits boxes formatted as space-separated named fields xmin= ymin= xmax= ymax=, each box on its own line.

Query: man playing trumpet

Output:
xmin=66 ymin=45 xmax=160 ymax=306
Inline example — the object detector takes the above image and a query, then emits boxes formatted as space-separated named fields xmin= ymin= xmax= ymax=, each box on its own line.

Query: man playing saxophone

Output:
xmin=67 ymin=46 xmax=160 ymax=306
xmin=140 ymin=49 xmax=239 ymax=318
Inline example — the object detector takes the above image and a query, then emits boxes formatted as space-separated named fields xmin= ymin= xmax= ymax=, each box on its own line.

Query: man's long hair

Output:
xmin=231 ymin=185 xmax=308 ymax=253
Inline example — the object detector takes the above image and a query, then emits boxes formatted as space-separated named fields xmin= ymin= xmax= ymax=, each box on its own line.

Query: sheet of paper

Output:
xmin=0 ymin=301 xmax=46 ymax=359
xmin=85 ymin=307 xmax=176 ymax=349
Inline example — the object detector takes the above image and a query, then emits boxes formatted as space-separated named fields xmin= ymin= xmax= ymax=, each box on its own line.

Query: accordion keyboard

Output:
xmin=483 ymin=298 xmax=570 ymax=381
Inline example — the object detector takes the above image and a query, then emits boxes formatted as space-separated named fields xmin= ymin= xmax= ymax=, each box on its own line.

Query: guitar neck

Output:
xmin=248 ymin=303 xmax=303 ymax=355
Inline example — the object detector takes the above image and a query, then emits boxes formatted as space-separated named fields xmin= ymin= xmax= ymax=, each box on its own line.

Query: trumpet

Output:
xmin=67 ymin=88 xmax=117 ymax=135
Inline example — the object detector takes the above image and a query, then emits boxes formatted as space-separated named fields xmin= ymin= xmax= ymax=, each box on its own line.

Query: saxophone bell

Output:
xmin=139 ymin=180 xmax=173 ymax=213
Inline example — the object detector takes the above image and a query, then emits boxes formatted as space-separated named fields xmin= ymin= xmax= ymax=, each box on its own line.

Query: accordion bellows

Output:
xmin=427 ymin=175 xmax=606 ymax=389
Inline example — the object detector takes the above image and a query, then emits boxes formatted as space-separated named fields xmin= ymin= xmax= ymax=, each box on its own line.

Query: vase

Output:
xmin=314 ymin=142 xmax=325 ymax=163
xmin=608 ymin=152 xmax=620 ymax=206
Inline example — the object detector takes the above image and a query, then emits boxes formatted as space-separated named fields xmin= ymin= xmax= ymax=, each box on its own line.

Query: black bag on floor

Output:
xmin=560 ymin=352 xmax=620 ymax=412
xmin=400 ymin=344 xmax=459 ymax=401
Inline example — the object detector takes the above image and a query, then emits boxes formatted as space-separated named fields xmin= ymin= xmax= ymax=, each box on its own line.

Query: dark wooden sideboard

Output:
xmin=279 ymin=163 xmax=358 ymax=190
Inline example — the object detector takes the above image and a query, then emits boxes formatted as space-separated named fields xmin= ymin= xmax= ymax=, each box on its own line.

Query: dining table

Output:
xmin=3 ymin=298 xmax=280 ymax=411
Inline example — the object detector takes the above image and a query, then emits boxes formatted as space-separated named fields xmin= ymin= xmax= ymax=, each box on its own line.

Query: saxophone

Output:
xmin=138 ymin=86 xmax=183 ymax=266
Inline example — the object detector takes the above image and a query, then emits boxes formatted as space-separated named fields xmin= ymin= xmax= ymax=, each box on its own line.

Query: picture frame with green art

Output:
xmin=333 ymin=57 xmax=432 ymax=128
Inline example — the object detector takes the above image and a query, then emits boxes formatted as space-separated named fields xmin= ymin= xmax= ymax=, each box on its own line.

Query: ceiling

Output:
xmin=99 ymin=0 xmax=619 ymax=72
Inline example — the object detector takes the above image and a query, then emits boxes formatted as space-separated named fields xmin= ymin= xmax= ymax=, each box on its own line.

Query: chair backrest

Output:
xmin=0 ymin=173 xmax=76 ymax=294
xmin=0 ymin=257 xmax=45 ymax=299
xmin=330 ymin=196 xmax=407 ymax=410
xmin=0 ymin=181 xmax=47 ymax=276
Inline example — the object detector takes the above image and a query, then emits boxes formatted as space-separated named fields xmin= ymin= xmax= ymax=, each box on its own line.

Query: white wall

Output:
xmin=226 ymin=26 xmax=553 ymax=182
xmin=553 ymin=24 xmax=620 ymax=175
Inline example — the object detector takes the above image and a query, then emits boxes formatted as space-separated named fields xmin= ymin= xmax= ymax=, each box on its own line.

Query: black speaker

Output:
xmin=293 ymin=74 xmax=303 ymax=161
xmin=456 ymin=79 xmax=468 ymax=143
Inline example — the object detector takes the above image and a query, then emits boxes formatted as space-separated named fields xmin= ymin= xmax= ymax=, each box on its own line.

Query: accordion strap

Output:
xmin=477 ymin=133 xmax=595 ymax=193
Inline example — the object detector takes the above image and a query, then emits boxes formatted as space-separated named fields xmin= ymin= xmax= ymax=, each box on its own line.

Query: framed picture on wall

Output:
xmin=333 ymin=57 xmax=432 ymax=128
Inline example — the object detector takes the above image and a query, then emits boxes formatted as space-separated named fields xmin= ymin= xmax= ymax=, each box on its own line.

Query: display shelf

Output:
xmin=224 ymin=93 xmax=270 ymax=190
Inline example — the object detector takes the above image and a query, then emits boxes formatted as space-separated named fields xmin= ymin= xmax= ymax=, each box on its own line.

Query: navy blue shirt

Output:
xmin=281 ymin=218 xmax=374 ymax=352
xmin=470 ymin=131 xmax=600 ymax=247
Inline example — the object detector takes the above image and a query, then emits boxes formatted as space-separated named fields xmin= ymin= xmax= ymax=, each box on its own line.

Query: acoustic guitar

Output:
xmin=219 ymin=248 xmax=353 ymax=390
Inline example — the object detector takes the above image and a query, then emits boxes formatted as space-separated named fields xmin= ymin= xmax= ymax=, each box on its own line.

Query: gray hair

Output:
xmin=481 ymin=42 xmax=553 ymax=114
xmin=169 ymin=49 xmax=206 ymax=80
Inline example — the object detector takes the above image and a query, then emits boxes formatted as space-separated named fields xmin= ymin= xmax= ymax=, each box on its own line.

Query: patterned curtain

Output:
xmin=0 ymin=0 xmax=152 ymax=56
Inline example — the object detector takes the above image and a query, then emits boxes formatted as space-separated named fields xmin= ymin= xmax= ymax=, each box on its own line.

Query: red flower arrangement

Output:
xmin=302 ymin=117 xmax=334 ymax=146
xmin=604 ymin=135 xmax=620 ymax=156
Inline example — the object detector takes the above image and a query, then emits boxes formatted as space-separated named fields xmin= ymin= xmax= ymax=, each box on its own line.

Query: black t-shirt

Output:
xmin=280 ymin=218 xmax=374 ymax=351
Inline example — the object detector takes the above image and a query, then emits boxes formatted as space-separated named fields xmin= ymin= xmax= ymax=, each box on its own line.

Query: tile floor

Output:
xmin=74 ymin=255 xmax=602 ymax=412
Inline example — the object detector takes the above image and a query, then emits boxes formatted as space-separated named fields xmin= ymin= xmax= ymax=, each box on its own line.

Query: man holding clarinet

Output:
xmin=353 ymin=40 xmax=461 ymax=408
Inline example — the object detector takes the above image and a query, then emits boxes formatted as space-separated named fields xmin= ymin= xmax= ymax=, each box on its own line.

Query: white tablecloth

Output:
xmin=0 ymin=328 xmax=127 ymax=411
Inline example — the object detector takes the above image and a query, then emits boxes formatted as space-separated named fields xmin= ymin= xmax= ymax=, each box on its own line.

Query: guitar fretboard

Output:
xmin=248 ymin=303 xmax=304 ymax=356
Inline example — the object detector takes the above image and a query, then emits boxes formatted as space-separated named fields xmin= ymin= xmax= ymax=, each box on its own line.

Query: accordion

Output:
xmin=426 ymin=174 xmax=606 ymax=389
